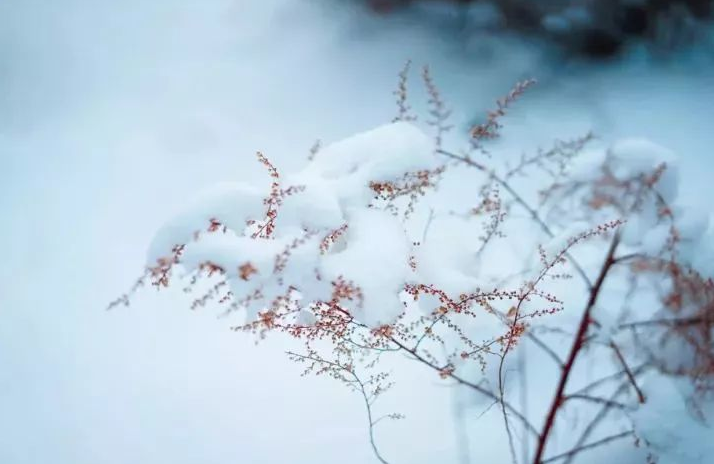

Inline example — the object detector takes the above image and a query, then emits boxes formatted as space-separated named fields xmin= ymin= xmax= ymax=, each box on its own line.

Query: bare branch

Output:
xmin=542 ymin=431 xmax=634 ymax=464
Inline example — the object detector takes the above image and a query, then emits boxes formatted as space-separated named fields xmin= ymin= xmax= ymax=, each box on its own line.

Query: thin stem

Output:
xmin=542 ymin=431 xmax=633 ymax=463
xmin=499 ymin=360 xmax=520 ymax=464
xmin=358 ymin=376 xmax=390 ymax=464
xmin=438 ymin=149 xmax=593 ymax=289
xmin=532 ymin=233 xmax=620 ymax=463
xmin=563 ymin=369 xmax=647 ymax=464
xmin=388 ymin=336 xmax=540 ymax=439
xmin=526 ymin=332 xmax=565 ymax=367
xmin=609 ymin=341 xmax=646 ymax=404
xmin=618 ymin=315 xmax=708 ymax=330
xmin=564 ymin=394 xmax=630 ymax=410
xmin=286 ymin=352 xmax=390 ymax=464
xmin=519 ymin=346 xmax=530 ymax=464
xmin=570 ymin=364 xmax=648 ymax=397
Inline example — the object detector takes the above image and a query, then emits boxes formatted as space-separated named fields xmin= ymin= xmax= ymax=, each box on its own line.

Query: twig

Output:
xmin=542 ymin=431 xmax=634 ymax=463
xmin=609 ymin=341 xmax=646 ymax=404
xmin=563 ymin=369 xmax=647 ymax=464
xmin=618 ymin=316 xmax=708 ymax=330
xmin=388 ymin=336 xmax=540 ymax=439
xmin=438 ymin=149 xmax=594 ymax=289
xmin=532 ymin=233 xmax=620 ymax=464
xmin=287 ymin=352 xmax=391 ymax=464
xmin=526 ymin=331 xmax=565 ymax=367
xmin=564 ymin=394 xmax=630 ymax=410
xmin=570 ymin=364 xmax=648 ymax=397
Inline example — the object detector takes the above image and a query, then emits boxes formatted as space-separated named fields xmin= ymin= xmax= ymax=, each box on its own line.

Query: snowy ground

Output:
xmin=1 ymin=1 xmax=713 ymax=463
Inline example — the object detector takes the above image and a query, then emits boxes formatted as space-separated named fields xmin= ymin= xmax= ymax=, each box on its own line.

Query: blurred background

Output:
xmin=1 ymin=1 xmax=713 ymax=463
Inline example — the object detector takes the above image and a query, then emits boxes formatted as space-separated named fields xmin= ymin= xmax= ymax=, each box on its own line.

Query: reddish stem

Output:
xmin=532 ymin=234 xmax=620 ymax=463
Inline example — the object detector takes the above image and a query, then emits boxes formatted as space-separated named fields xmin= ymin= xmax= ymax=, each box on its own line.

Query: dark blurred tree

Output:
xmin=362 ymin=0 xmax=713 ymax=58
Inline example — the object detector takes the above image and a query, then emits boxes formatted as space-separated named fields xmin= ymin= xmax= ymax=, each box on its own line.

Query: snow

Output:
xmin=609 ymin=137 xmax=679 ymax=203
xmin=567 ymin=147 xmax=608 ymax=181
xmin=148 ymin=122 xmax=431 ymax=327
xmin=292 ymin=121 xmax=437 ymax=213
xmin=412 ymin=215 xmax=484 ymax=301
xmin=276 ymin=180 xmax=344 ymax=232
xmin=148 ymin=182 xmax=265 ymax=263
xmin=303 ymin=121 xmax=435 ymax=182
xmin=321 ymin=208 xmax=412 ymax=326
xmin=691 ymin=228 xmax=714 ymax=277
xmin=180 ymin=233 xmax=282 ymax=278
xmin=2 ymin=1 xmax=714 ymax=463
xmin=633 ymin=376 xmax=714 ymax=463
xmin=602 ymin=137 xmax=714 ymax=273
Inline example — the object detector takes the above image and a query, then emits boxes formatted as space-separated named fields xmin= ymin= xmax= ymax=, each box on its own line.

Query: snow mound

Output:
xmin=147 ymin=122 xmax=436 ymax=327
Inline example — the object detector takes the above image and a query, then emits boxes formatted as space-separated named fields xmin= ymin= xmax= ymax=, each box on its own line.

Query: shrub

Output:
xmin=113 ymin=64 xmax=714 ymax=463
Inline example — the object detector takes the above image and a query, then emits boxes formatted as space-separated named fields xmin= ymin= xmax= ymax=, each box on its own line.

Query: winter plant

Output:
xmin=113 ymin=63 xmax=714 ymax=463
